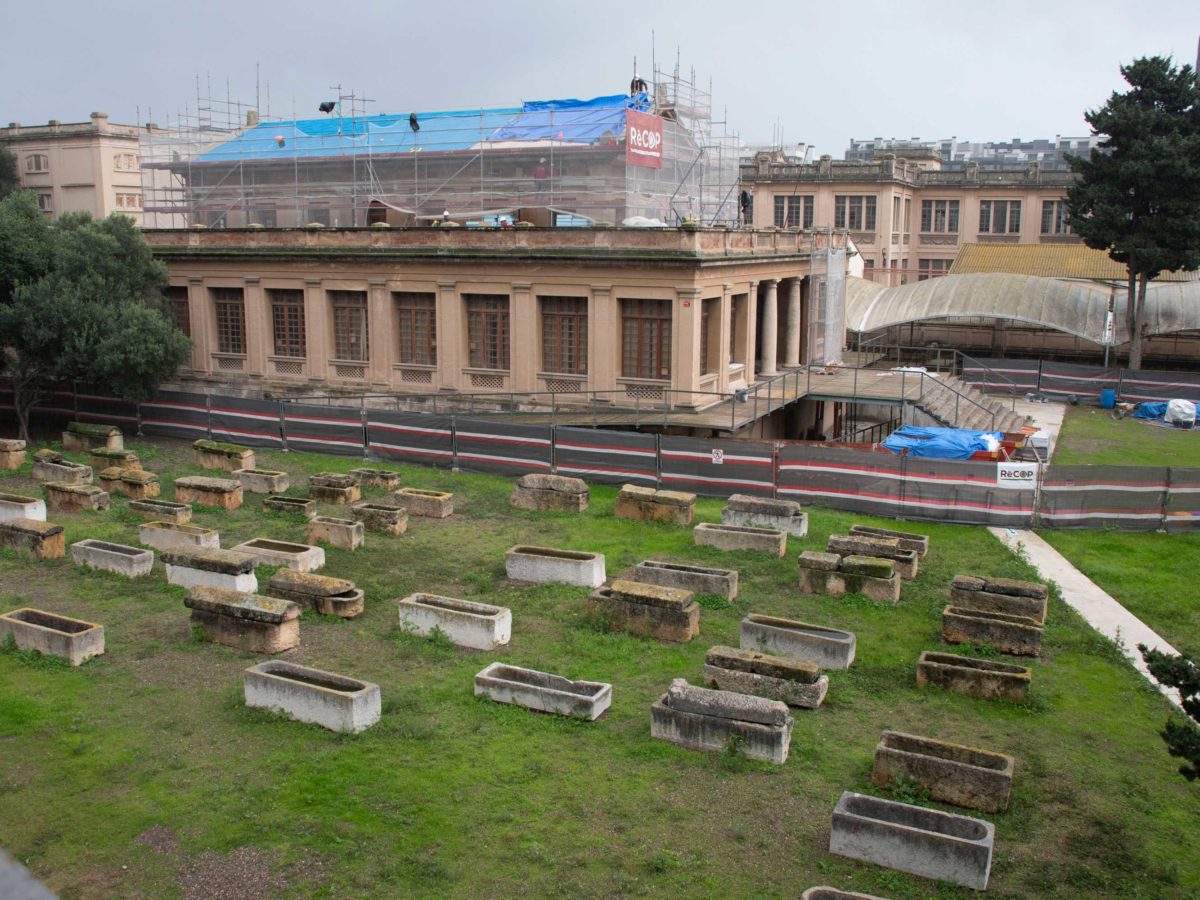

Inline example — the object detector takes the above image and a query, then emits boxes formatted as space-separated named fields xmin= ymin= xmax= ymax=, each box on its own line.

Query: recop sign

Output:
xmin=626 ymin=109 xmax=663 ymax=169
xmin=997 ymin=462 xmax=1038 ymax=489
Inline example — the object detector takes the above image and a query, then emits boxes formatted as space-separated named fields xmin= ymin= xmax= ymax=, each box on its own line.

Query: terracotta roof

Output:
xmin=949 ymin=243 xmax=1199 ymax=282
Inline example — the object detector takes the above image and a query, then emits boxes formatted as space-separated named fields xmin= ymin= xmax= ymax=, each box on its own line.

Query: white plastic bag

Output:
xmin=1164 ymin=399 xmax=1196 ymax=427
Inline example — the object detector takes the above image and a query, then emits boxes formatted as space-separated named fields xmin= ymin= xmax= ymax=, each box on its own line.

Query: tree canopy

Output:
xmin=1140 ymin=644 xmax=1200 ymax=781
xmin=0 ymin=146 xmax=19 ymax=200
xmin=0 ymin=197 xmax=191 ymax=439
xmin=1066 ymin=56 xmax=1200 ymax=369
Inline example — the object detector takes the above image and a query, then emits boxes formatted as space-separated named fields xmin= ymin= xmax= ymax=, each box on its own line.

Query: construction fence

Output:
xmin=962 ymin=358 xmax=1200 ymax=404
xmin=4 ymin=385 xmax=1198 ymax=532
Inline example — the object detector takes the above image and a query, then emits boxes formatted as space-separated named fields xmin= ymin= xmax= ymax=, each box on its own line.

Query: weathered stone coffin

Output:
xmin=163 ymin=548 xmax=258 ymax=592
xmin=43 ymin=482 xmax=110 ymax=513
xmin=0 ymin=608 xmax=104 ymax=666
xmin=693 ymin=522 xmax=787 ymax=557
xmin=138 ymin=521 xmax=219 ymax=553
xmin=797 ymin=551 xmax=901 ymax=603
xmin=0 ymin=519 xmax=65 ymax=559
xmin=703 ymin=644 xmax=828 ymax=709
xmin=398 ymin=593 xmax=512 ymax=650
xmin=827 ymin=534 xmax=918 ymax=580
xmin=872 ymin=730 xmax=1016 ymax=813
xmin=231 ymin=538 xmax=325 ymax=573
xmin=349 ymin=467 xmax=402 ymax=489
xmin=232 ymin=468 xmax=290 ymax=494
xmin=916 ymin=651 xmax=1031 ymax=702
xmin=31 ymin=451 xmax=92 ymax=484
xmin=0 ymin=438 xmax=27 ymax=470
xmin=266 ymin=569 xmax=364 ymax=618
xmin=505 ymin=545 xmax=606 ymax=587
xmin=849 ymin=524 xmax=930 ymax=558
xmin=614 ymin=484 xmax=696 ymax=525
xmin=308 ymin=473 xmax=361 ymax=504
xmin=586 ymin=579 xmax=699 ymax=643
xmin=62 ymin=421 xmax=123 ymax=451
xmin=510 ymin=473 xmax=589 ymax=512
xmin=741 ymin=614 xmax=856 ymax=670
xmin=70 ymin=539 xmax=154 ymax=577
xmin=395 ymin=487 xmax=453 ymax=518
xmin=192 ymin=439 xmax=255 ymax=472
xmin=244 ymin=660 xmax=380 ymax=733
xmin=721 ymin=494 xmax=808 ymax=537
xmin=98 ymin=467 xmax=159 ymax=499
xmin=128 ymin=498 xmax=192 ymax=524
xmin=0 ymin=492 xmax=46 ymax=523
xmin=474 ymin=662 xmax=611 ymax=720
xmin=174 ymin=475 xmax=243 ymax=510
xmin=950 ymin=575 xmax=1048 ymax=624
xmin=650 ymin=678 xmax=793 ymax=764
xmin=185 ymin=586 xmax=300 ymax=653
xmin=262 ymin=495 xmax=317 ymax=519
xmin=350 ymin=501 xmax=408 ymax=534
xmin=631 ymin=560 xmax=738 ymax=601
xmin=308 ymin=516 xmax=364 ymax=550
xmin=829 ymin=791 xmax=994 ymax=891
xmin=941 ymin=605 xmax=1044 ymax=657
xmin=88 ymin=447 xmax=142 ymax=471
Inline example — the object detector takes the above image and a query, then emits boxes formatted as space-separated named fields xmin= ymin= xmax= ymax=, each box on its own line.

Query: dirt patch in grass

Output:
xmin=134 ymin=825 xmax=178 ymax=854
xmin=178 ymin=847 xmax=285 ymax=900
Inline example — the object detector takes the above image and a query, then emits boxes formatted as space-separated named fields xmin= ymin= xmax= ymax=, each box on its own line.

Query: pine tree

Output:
xmin=1139 ymin=644 xmax=1200 ymax=781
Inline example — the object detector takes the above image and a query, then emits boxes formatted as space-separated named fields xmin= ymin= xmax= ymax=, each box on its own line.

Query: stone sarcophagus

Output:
xmin=797 ymin=551 xmax=901 ymax=603
xmin=230 ymin=538 xmax=325 ymax=573
xmin=827 ymin=534 xmax=918 ymax=581
xmin=350 ymin=500 xmax=408 ymax=535
xmin=31 ymin=449 xmax=92 ymax=484
xmin=70 ymin=539 xmax=154 ymax=578
xmin=916 ymin=651 xmax=1031 ymax=702
xmin=703 ymin=645 xmax=828 ymax=709
xmin=266 ymin=569 xmax=364 ymax=618
xmin=0 ymin=438 xmax=27 ymax=470
xmin=98 ymin=467 xmax=159 ymax=499
xmin=398 ymin=593 xmax=511 ymax=650
xmin=721 ymin=494 xmax=808 ymax=537
xmin=0 ymin=519 xmax=65 ymax=560
xmin=630 ymin=560 xmax=738 ymax=601
xmin=308 ymin=516 xmax=364 ymax=550
xmin=244 ymin=660 xmax=380 ymax=733
xmin=650 ymin=678 xmax=793 ymax=764
xmin=586 ymin=579 xmax=699 ymax=643
xmin=474 ymin=662 xmax=611 ymax=720
xmin=184 ymin=586 xmax=300 ymax=653
xmin=308 ymin=473 xmax=361 ymax=504
xmin=0 ymin=491 xmax=46 ymax=523
xmin=262 ymin=496 xmax=317 ymax=519
xmin=849 ymin=524 xmax=929 ymax=558
xmin=505 ymin=545 xmax=605 ymax=587
xmin=510 ymin=473 xmax=589 ymax=512
xmin=232 ymin=468 xmax=290 ymax=494
xmin=44 ymin=482 xmax=109 ymax=513
xmin=872 ymin=730 xmax=1016 ymax=813
xmin=127 ymin=498 xmax=192 ymax=524
xmin=163 ymin=548 xmax=258 ymax=592
xmin=349 ymin=467 xmax=402 ymax=489
xmin=693 ymin=522 xmax=787 ymax=557
xmin=173 ymin=475 xmax=243 ymax=510
xmin=740 ymin=614 xmax=856 ymax=670
xmin=950 ymin=575 xmax=1048 ymax=624
xmin=192 ymin=439 xmax=255 ymax=472
xmin=88 ymin=447 xmax=142 ymax=472
xmin=138 ymin=521 xmax=219 ymax=553
xmin=0 ymin=607 xmax=104 ymax=666
xmin=614 ymin=484 xmax=696 ymax=526
xmin=941 ymin=605 xmax=1044 ymax=657
xmin=395 ymin=487 xmax=453 ymax=518
xmin=61 ymin=421 xmax=123 ymax=452
xmin=829 ymin=791 xmax=994 ymax=891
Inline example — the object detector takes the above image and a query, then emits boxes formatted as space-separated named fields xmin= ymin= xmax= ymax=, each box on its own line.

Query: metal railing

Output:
xmin=853 ymin=336 xmax=1021 ymax=409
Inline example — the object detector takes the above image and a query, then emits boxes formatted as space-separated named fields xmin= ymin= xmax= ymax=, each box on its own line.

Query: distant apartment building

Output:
xmin=844 ymin=135 xmax=1103 ymax=171
xmin=740 ymin=149 xmax=1079 ymax=286
xmin=0 ymin=113 xmax=145 ymax=223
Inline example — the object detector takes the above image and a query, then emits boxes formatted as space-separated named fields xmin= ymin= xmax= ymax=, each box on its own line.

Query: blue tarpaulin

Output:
xmin=882 ymin=425 xmax=1004 ymax=460
xmin=1133 ymin=402 xmax=1168 ymax=419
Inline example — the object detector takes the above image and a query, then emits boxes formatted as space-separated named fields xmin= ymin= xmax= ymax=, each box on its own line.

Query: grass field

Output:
xmin=1 ymin=438 xmax=1198 ymax=898
xmin=1051 ymin=406 xmax=1200 ymax=467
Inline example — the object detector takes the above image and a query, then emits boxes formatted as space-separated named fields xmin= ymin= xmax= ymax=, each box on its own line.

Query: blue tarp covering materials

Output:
xmin=195 ymin=94 xmax=647 ymax=163
xmin=1133 ymin=402 xmax=1168 ymax=419
xmin=882 ymin=426 xmax=1004 ymax=460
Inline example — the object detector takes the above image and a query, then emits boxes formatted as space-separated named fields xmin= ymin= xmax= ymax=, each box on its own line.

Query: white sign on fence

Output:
xmin=711 ymin=448 xmax=724 ymax=465
xmin=997 ymin=462 xmax=1038 ymax=488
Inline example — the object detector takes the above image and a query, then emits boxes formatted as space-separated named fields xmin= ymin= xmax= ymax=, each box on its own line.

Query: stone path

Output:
xmin=988 ymin=527 xmax=1184 ymax=711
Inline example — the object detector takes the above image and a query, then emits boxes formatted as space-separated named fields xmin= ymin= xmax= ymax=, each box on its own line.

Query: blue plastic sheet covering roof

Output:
xmin=881 ymin=425 xmax=1004 ymax=460
xmin=194 ymin=93 xmax=648 ymax=163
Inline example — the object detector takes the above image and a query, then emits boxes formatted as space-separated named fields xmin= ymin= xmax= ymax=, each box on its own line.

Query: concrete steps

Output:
xmin=915 ymin=375 xmax=1028 ymax=433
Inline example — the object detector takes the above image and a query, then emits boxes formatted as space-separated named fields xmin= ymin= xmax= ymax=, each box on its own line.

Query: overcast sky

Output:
xmin=4 ymin=0 xmax=1197 ymax=155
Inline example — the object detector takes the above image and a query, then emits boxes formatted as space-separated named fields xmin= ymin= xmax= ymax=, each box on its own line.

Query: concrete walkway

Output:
xmin=989 ymin=527 xmax=1184 ymax=711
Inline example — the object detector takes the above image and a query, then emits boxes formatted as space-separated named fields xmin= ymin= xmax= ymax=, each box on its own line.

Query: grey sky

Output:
xmin=4 ymin=0 xmax=1197 ymax=155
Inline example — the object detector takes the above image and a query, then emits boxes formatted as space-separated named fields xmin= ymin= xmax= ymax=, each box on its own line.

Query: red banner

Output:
xmin=625 ymin=109 xmax=663 ymax=169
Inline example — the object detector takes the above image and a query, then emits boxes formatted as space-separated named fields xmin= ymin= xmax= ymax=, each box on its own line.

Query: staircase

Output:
xmin=915 ymin=374 xmax=1028 ymax=433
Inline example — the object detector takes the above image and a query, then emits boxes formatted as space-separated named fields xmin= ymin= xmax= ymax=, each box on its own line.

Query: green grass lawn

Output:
xmin=1052 ymin=406 xmax=1200 ymax=467
xmin=1 ymin=438 xmax=1198 ymax=898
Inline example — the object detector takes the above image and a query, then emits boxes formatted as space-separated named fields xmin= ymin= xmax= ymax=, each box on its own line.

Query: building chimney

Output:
xmin=246 ymin=109 xmax=259 ymax=127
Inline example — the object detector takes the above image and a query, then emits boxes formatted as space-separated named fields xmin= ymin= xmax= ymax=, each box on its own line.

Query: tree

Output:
xmin=0 ymin=146 xmax=19 ymax=200
xmin=0 ymin=191 xmax=51 ymax=302
xmin=0 ymin=209 xmax=191 ymax=440
xmin=1140 ymin=644 xmax=1200 ymax=781
xmin=1066 ymin=56 xmax=1200 ymax=369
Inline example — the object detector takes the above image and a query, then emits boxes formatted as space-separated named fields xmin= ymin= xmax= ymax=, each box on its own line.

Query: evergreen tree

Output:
xmin=1066 ymin=56 xmax=1200 ymax=369
xmin=1140 ymin=644 xmax=1200 ymax=781
xmin=0 ymin=146 xmax=19 ymax=200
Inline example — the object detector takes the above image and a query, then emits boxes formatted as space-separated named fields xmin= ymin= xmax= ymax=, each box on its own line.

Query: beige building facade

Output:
xmin=0 ymin=112 xmax=144 ymax=223
xmin=741 ymin=150 xmax=1079 ymax=286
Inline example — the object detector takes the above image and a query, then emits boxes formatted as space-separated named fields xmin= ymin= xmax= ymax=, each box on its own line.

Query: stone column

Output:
xmin=367 ymin=279 xmax=391 ymax=386
xmin=784 ymin=277 xmax=802 ymax=368
xmin=304 ymin=278 xmax=327 ymax=382
xmin=435 ymin=280 xmax=460 ymax=391
xmin=243 ymin=277 xmax=267 ymax=379
xmin=187 ymin=276 xmax=210 ymax=374
xmin=759 ymin=278 xmax=779 ymax=377
xmin=510 ymin=282 xmax=535 ymax=392
xmin=589 ymin=285 xmax=614 ymax=393
xmin=675 ymin=287 xmax=702 ymax=400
